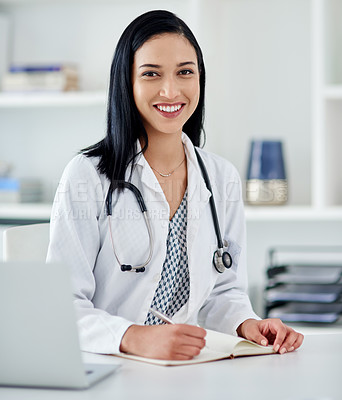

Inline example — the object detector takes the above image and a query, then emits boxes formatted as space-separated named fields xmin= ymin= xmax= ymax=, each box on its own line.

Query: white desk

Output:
xmin=1 ymin=333 xmax=341 ymax=400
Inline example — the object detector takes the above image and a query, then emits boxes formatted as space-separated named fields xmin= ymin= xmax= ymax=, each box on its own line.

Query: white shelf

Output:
xmin=0 ymin=0 xmax=130 ymax=4
xmin=0 ymin=90 xmax=106 ymax=108
xmin=245 ymin=205 xmax=342 ymax=222
xmin=0 ymin=203 xmax=51 ymax=221
xmin=324 ymin=85 xmax=342 ymax=99
xmin=1 ymin=203 xmax=342 ymax=223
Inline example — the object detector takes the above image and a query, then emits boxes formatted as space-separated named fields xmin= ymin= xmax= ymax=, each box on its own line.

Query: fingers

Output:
xmin=271 ymin=321 xmax=288 ymax=353
xmin=238 ymin=318 xmax=304 ymax=355
xmin=168 ymin=324 xmax=206 ymax=359
xmin=291 ymin=331 xmax=304 ymax=350
xmin=178 ymin=323 xmax=207 ymax=339
xmin=259 ymin=319 xmax=304 ymax=354
xmin=237 ymin=319 xmax=269 ymax=346
xmin=121 ymin=323 xmax=207 ymax=360
xmin=278 ymin=328 xmax=304 ymax=354
xmin=247 ymin=325 xmax=269 ymax=346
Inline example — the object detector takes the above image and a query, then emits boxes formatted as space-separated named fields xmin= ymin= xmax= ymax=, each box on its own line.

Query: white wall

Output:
xmin=1 ymin=0 xmax=313 ymax=204
xmin=200 ymin=0 xmax=312 ymax=206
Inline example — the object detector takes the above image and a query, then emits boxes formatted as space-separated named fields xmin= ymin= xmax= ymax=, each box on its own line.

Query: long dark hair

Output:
xmin=83 ymin=10 xmax=206 ymax=185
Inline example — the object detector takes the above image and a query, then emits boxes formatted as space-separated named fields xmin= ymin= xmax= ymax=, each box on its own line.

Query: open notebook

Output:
xmin=113 ymin=329 xmax=276 ymax=366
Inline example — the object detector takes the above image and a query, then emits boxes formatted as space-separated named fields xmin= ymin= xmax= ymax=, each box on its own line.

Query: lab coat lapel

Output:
xmin=129 ymin=143 xmax=165 ymax=199
xmin=183 ymin=135 xmax=211 ymax=255
xmin=133 ymin=134 xmax=212 ymax=254
xmin=171 ymin=134 xmax=211 ymax=324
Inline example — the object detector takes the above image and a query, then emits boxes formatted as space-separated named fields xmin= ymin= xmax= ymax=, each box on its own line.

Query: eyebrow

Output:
xmin=138 ymin=61 xmax=196 ymax=69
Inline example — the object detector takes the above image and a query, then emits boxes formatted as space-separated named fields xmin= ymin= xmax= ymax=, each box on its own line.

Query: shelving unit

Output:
xmin=0 ymin=0 xmax=341 ymax=316
xmin=324 ymin=85 xmax=342 ymax=99
xmin=0 ymin=90 xmax=106 ymax=107
xmin=0 ymin=202 xmax=51 ymax=224
xmin=0 ymin=0 xmax=338 ymax=210
xmin=245 ymin=206 xmax=342 ymax=222
xmin=2 ymin=204 xmax=342 ymax=225
xmin=312 ymin=0 xmax=342 ymax=208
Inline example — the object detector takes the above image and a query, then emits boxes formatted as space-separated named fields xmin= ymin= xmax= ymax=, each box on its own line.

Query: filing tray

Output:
xmin=264 ymin=246 xmax=342 ymax=324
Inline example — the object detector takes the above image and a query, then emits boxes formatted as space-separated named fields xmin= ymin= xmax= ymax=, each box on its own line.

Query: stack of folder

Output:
xmin=0 ymin=177 xmax=43 ymax=203
xmin=1 ymin=64 xmax=79 ymax=93
xmin=264 ymin=247 xmax=342 ymax=324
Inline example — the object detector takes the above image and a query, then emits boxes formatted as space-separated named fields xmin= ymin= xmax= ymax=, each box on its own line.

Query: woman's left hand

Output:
xmin=237 ymin=318 xmax=304 ymax=354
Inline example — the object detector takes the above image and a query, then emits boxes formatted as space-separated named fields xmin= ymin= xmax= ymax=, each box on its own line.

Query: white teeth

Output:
xmin=157 ymin=104 xmax=182 ymax=113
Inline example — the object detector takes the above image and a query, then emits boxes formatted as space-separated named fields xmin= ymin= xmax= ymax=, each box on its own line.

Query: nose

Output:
xmin=159 ymin=76 xmax=180 ymax=99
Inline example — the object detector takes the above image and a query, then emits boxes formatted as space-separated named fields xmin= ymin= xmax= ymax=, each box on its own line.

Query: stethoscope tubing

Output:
xmin=105 ymin=149 xmax=232 ymax=273
xmin=106 ymin=181 xmax=147 ymax=215
xmin=106 ymin=181 xmax=153 ymax=272
xmin=194 ymin=148 xmax=225 ymax=251
xmin=108 ymin=210 xmax=153 ymax=272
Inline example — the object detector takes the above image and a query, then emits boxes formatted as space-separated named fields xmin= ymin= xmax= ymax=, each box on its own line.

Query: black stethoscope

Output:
xmin=105 ymin=148 xmax=232 ymax=274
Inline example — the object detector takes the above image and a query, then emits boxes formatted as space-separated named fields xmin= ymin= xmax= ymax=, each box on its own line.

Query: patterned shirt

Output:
xmin=145 ymin=191 xmax=190 ymax=325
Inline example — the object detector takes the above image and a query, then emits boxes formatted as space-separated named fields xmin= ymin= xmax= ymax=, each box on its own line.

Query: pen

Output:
xmin=149 ymin=308 xmax=208 ymax=351
xmin=149 ymin=308 xmax=175 ymax=325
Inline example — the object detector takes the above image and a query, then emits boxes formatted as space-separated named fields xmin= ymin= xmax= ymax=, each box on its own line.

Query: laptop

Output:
xmin=0 ymin=261 xmax=119 ymax=390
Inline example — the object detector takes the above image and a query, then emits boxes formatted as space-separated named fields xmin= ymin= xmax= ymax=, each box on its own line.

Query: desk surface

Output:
xmin=1 ymin=333 xmax=341 ymax=400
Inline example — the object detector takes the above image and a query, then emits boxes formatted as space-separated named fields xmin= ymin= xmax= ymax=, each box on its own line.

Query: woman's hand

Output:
xmin=237 ymin=318 xmax=304 ymax=354
xmin=120 ymin=324 xmax=207 ymax=360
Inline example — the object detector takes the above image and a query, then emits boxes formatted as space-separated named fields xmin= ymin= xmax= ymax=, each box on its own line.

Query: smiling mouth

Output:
xmin=154 ymin=103 xmax=185 ymax=117
xmin=156 ymin=104 xmax=182 ymax=113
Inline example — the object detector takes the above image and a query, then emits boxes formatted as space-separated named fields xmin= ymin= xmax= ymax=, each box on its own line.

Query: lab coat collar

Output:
xmin=127 ymin=132 xmax=210 ymax=193
xmin=130 ymin=133 xmax=211 ymax=202
xmin=126 ymin=139 xmax=164 ymax=197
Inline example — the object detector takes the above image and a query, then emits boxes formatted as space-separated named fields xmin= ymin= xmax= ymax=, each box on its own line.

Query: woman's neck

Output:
xmin=140 ymin=132 xmax=187 ymax=220
xmin=141 ymin=133 xmax=185 ymax=170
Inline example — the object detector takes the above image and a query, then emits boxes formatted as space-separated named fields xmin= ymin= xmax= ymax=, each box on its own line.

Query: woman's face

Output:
xmin=132 ymin=33 xmax=200 ymax=139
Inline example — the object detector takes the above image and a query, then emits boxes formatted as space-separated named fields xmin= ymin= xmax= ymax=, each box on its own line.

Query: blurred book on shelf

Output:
xmin=1 ymin=64 xmax=79 ymax=92
xmin=0 ymin=177 xmax=43 ymax=203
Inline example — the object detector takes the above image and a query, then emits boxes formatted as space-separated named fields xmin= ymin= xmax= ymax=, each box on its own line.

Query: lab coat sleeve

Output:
xmin=198 ymin=166 xmax=260 ymax=335
xmin=46 ymin=155 xmax=133 ymax=354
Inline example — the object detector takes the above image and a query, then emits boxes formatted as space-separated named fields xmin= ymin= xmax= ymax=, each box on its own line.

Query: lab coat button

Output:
xmin=153 ymin=273 xmax=160 ymax=283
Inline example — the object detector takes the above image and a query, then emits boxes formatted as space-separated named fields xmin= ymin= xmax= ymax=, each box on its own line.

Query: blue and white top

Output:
xmin=145 ymin=191 xmax=190 ymax=325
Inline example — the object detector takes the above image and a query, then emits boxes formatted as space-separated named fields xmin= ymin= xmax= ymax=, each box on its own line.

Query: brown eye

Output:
xmin=178 ymin=69 xmax=194 ymax=75
xmin=142 ymin=71 xmax=159 ymax=77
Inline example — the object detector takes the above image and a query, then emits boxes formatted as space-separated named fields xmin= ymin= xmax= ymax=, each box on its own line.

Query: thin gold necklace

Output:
xmin=150 ymin=157 xmax=186 ymax=177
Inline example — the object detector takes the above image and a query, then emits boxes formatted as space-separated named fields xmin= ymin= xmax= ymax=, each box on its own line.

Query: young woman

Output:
xmin=47 ymin=10 xmax=303 ymax=360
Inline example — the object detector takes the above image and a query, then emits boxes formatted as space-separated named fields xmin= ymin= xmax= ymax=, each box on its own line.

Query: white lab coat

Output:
xmin=47 ymin=133 xmax=260 ymax=354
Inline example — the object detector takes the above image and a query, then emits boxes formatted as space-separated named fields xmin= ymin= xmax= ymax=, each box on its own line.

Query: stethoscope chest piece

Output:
xmin=106 ymin=150 xmax=233 ymax=274
xmin=213 ymin=249 xmax=233 ymax=273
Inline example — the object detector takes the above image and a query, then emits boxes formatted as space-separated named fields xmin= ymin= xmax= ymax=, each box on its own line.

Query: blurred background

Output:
xmin=0 ymin=0 xmax=341 ymax=317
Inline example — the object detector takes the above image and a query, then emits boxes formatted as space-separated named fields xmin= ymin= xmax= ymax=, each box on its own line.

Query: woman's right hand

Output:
xmin=119 ymin=324 xmax=206 ymax=360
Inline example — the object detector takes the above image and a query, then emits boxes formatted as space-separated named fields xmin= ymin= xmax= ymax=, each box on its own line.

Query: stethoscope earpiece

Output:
xmin=121 ymin=264 xmax=132 ymax=272
xmin=120 ymin=264 xmax=146 ymax=273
